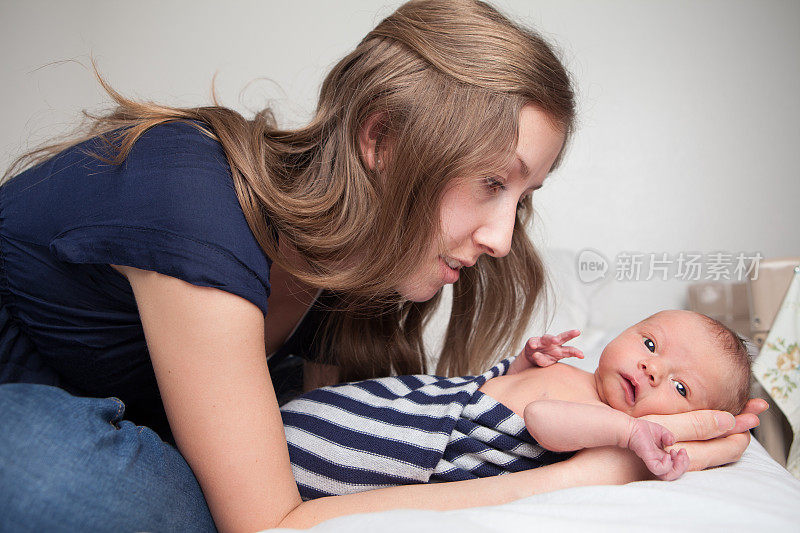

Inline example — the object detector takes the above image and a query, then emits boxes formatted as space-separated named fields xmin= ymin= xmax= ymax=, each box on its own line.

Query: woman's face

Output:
xmin=396 ymin=104 xmax=566 ymax=302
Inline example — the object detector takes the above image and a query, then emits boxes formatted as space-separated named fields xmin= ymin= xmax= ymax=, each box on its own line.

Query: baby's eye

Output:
xmin=483 ymin=176 xmax=506 ymax=193
xmin=643 ymin=337 xmax=656 ymax=352
xmin=672 ymin=379 xmax=687 ymax=397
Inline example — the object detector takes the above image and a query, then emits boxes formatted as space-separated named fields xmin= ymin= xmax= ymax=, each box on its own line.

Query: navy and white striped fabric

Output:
xmin=280 ymin=358 xmax=573 ymax=500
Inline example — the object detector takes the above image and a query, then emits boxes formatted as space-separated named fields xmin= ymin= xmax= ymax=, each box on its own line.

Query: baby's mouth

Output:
xmin=620 ymin=373 xmax=638 ymax=406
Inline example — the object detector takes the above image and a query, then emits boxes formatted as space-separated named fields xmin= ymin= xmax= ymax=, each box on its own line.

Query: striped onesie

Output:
xmin=280 ymin=358 xmax=573 ymax=500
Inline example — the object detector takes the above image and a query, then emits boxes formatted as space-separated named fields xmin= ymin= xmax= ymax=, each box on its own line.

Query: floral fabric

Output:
xmin=754 ymin=267 xmax=800 ymax=478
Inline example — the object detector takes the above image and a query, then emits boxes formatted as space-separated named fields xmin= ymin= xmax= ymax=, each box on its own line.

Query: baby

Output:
xmin=280 ymin=310 xmax=751 ymax=500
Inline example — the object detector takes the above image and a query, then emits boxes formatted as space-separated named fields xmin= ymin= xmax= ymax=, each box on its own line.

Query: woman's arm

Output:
xmin=277 ymin=450 xmax=641 ymax=528
xmin=119 ymin=265 xmax=301 ymax=532
xmin=280 ymin=404 xmax=765 ymax=529
xmin=121 ymin=266 xmax=634 ymax=531
xmin=120 ymin=266 xmax=763 ymax=531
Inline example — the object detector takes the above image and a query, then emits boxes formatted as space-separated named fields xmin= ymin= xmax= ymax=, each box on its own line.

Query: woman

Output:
xmin=0 ymin=0 xmax=763 ymax=531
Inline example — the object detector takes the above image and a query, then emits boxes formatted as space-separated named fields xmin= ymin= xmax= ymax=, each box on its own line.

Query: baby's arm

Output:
xmin=523 ymin=400 xmax=689 ymax=481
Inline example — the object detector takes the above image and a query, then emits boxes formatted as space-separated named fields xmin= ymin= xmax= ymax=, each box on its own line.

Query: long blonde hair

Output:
xmin=3 ymin=0 xmax=575 ymax=380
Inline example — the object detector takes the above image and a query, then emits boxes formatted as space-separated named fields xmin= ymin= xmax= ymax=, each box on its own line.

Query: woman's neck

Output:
xmin=263 ymin=240 xmax=321 ymax=357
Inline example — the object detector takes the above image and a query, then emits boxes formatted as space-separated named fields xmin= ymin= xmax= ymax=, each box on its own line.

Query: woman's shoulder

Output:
xmin=33 ymin=119 xmax=249 ymax=247
xmin=130 ymin=120 xmax=226 ymax=158
xmin=2 ymin=119 xmax=233 ymax=203
xmin=120 ymin=120 xmax=232 ymax=186
xmin=1 ymin=118 xmax=272 ymax=316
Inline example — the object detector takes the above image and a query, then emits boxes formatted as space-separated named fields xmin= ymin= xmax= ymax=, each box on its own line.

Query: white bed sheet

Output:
xmin=269 ymin=438 xmax=800 ymax=532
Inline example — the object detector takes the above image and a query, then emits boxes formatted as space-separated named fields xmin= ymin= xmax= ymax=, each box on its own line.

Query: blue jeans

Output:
xmin=0 ymin=383 xmax=217 ymax=532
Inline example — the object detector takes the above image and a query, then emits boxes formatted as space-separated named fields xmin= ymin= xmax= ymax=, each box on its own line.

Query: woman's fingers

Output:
xmin=718 ymin=399 xmax=767 ymax=437
xmin=641 ymin=408 xmax=758 ymax=471
xmin=641 ymin=410 xmax=735 ymax=441
xmin=721 ymin=412 xmax=760 ymax=438
xmin=666 ymin=432 xmax=751 ymax=471
xmin=742 ymin=398 xmax=769 ymax=416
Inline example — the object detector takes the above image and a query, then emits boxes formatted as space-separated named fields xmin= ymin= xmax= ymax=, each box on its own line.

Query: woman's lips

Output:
xmin=439 ymin=256 xmax=460 ymax=284
xmin=620 ymin=373 xmax=637 ymax=406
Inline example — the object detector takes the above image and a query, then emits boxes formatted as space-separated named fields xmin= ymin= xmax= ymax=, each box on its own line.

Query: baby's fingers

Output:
xmin=562 ymin=347 xmax=585 ymax=359
xmin=665 ymin=432 xmax=750 ymax=471
xmin=660 ymin=449 xmax=689 ymax=481
xmin=659 ymin=428 xmax=677 ymax=448
xmin=525 ymin=337 xmax=544 ymax=351
xmin=646 ymin=452 xmax=673 ymax=478
xmin=674 ymin=448 xmax=690 ymax=475
xmin=540 ymin=330 xmax=579 ymax=346
xmin=554 ymin=329 xmax=581 ymax=344
xmin=539 ymin=334 xmax=558 ymax=346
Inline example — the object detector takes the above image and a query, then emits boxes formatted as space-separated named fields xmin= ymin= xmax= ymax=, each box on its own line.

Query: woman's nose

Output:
xmin=638 ymin=359 xmax=663 ymax=386
xmin=472 ymin=204 xmax=516 ymax=258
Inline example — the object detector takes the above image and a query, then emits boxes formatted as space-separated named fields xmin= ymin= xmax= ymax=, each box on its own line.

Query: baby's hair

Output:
xmin=696 ymin=314 xmax=751 ymax=415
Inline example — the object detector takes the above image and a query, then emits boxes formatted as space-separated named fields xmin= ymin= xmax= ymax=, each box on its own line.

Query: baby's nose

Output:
xmin=638 ymin=359 xmax=661 ymax=385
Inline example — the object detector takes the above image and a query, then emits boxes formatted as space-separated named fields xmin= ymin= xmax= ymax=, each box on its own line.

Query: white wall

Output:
xmin=2 ymin=0 xmax=798 ymax=332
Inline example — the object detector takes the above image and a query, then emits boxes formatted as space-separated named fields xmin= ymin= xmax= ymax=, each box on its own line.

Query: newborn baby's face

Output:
xmin=593 ymin=310 xmax=732 ymax=417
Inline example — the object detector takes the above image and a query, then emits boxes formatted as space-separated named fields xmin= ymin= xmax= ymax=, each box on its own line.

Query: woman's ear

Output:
xmin=358 ymin=112 xmax=388 ymax=171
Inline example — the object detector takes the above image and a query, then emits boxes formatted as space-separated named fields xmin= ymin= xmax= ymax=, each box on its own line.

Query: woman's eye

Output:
xmin=673 ymin=380 xmax=687 ymax=397
xmin=483 ymin=176 xmax=506 ymax=192
xmin=517 ymin=194 xmax=531 ymax=208
xmin=643 ymin=337 xmax=656 ymax=352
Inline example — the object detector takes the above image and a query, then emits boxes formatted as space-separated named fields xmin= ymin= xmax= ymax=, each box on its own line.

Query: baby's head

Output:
xmin=594 ymin=310 xmax=750 ymax=417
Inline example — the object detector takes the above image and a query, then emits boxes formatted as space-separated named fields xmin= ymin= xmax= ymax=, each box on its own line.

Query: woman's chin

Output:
xmin=405 ymin=289 xmax=441 ymax=303
xmin=397 ymin=281 xmax=443 ymax=302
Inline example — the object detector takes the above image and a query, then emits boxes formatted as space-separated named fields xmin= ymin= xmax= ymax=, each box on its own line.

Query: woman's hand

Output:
xmin=507 ymin=330 xmax=584 ymax=375
xmin=640 ymin=398 xmax=768 ymax=471
xmin=568 ymin=400 xmax=768 ymax=483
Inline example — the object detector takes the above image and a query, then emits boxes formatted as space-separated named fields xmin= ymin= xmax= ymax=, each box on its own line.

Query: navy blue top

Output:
xmin=0 ymin=120 xmax=323 ymax=441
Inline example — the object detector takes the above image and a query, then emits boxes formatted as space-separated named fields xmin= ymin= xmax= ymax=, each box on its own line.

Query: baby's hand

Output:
xmin=506 ymin=330 xmax=583 ymax=374
xmin=626 ymin=418 xmax=689 ymax=481
xmin=523 ymin=330 xmax=584 ymax=367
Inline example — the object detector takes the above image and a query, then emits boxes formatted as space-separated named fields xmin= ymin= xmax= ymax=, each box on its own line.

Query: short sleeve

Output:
xmin=44 ymin=121 xmax=272 ymax=315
